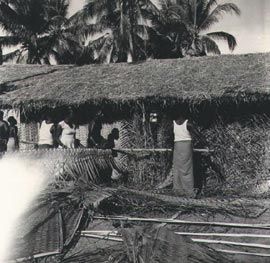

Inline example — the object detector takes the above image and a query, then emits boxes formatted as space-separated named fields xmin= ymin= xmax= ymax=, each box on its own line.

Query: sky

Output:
xmin=69 ymin=0 xmax=270 ymax=55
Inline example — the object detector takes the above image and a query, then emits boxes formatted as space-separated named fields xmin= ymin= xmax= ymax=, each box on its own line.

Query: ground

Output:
xmin=62 ymin=189 xmax=270 ymax=263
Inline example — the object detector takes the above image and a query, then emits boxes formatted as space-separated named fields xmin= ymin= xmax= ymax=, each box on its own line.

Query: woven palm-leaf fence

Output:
xmin=76 ymin=125 xmax=88 ymax=147
xmin=202 ymin=114 xmax=270 ymax=197
xmin=18 ymin=122 xmax=39 ymax=150
xmin=118 ymin=111 xmax=173 ymax=188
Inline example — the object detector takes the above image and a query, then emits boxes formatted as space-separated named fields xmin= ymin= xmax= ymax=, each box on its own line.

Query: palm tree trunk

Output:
xmin=0 ymin=45 xmax=2 ymax=65
xmin=193 ymin=0 xmax=197 ymax=27
xmin=129 ymin=0 xmax=137 ymax=62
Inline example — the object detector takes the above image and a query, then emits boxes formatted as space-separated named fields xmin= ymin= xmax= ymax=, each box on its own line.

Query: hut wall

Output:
xmin=101 ymin=121 xmax=128 ymax=176
xmin=76 ymin=125 xmax=88 ymax=147
xmin=19 ymin=122 xmax=39 ymax=150
xmin=122 ymin=108 xmax=270 ymax=194
xmin=193 ymin=114 xmax=270 ymax=196
xmin=264 ymin=133 xmax=270 ymax=173
xmin=121 ymin=112 xmax=173 ymax=188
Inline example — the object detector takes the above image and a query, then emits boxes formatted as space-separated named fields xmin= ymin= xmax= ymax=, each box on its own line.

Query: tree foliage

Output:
xmin=0 ymin=0 xmax=82 ymax=64
xmin=0 ymin=0 xmax=241 ymax=64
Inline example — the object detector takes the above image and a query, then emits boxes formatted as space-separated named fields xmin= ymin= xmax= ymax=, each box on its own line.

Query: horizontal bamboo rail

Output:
xmin=80 ymin=233 xmax=270 ymax=254
xmin=81 ymin=233 xmax=123 ymax=242
xmin=216 ymin=249 xmax=270 ymax=257
xmin=18 ymin=142 xmax=213 ymax=153
xmin=114 ymin=148 xmax=214 ymax=153
xmin=193 ymin=238 xmax=270 ymax=249
xmin=82 ymin=230 xmax=270 ymax=239
xmin=81 ymin=230 xmax=118 ymax=235
xmin=175 ymin=232 xmax=270 ymax=238
xmin=93 ymin=216 xmax=270 ymax=230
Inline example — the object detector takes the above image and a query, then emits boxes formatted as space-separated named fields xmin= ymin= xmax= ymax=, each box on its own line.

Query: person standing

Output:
xmin=172 ymin=114 xmax=194 ymax=197
xmin=38 ymin=115 xmax=54 ymax=149
xmin=88 ymin=120 xmax=104 ymax=148
xmin=6 ymin=116 xmax=19 ymax=152
xmin=0 ymin=110 xmax=9 ymax=153
xmin=50 ymin=121 xmax=65 ymax=148
xmin=105 ymin=128 xmax=119 ymax=152
xmin=59 ymin=114 xmax=76 ymax=148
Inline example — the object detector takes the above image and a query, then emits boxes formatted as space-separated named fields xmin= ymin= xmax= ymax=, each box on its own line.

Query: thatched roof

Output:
xmin=0 ymin=64 xmax=71 ymax=88
xmin=0 ymin=53 xmax=269 ymax=111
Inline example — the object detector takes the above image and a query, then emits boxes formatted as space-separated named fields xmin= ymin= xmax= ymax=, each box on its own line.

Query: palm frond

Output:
xmin=68 ymin=2 xmax=95 ymax=27
xmin=0 ymin=1 xmax=25 ymax=33
xmin=2 ymin=48 xmax=21 ymax=62
xmin=6 ymin=149 xmax=117 ymax=186
xmin=197 ymin=0 xmax=217 ymax=27
xmin=201 ymin=35 xmax=220 ymax=54
xmin=45 ymin=0 xmax=70 ymax=19
xmin=207 ymin=31 xmax=237 ymax=51
xmin=98 ymin=35 xmax=114 ymax=63
xmin=199 ymin=3 xmax=241 ymax=31
xmin=75 ymin=44 xmax=95 ymax=65
xmin=0 ymin=35 xmax=20 ymax=47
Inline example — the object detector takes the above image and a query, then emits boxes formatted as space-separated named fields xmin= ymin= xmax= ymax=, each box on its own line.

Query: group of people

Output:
xmin=38 ymin=114 xmax=77 ymax=149
xmin=38 ymin=113 xmax=120 ymax=152
xmin=0 ymin=111 xmax=19 ymax=153
xmin=38 ymin=113 xmax=124 ymax=185
xmin=0 ymin=110 xmax=120 ymax=154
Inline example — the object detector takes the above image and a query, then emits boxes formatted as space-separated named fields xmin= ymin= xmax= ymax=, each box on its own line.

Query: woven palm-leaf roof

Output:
xmin=0 ymin=52 xmax=269 ymax=110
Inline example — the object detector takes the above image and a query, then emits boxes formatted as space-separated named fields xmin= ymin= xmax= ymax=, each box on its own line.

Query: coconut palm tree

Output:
xmin=180 ymin=0 xmax=241 ymax=56
xmin=71 ymin=0 xmax=158 ymax=63
xmin=143 ymin=0 xmax=188 ymax=58
xmin=0 ymin=0 xmax=81 ymax=64
xmin=146 ymin=0 xmax=240 ymax=58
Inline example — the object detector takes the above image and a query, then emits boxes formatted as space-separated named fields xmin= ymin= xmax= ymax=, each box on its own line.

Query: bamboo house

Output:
xmin=1 ymin=52 xmax=270 ymax=195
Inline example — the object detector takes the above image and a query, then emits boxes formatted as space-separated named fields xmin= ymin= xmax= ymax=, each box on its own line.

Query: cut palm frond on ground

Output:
xmin=4 ymin=148 xmax=118 ymax=185
xmin=97 ymin=187 xmax=268 ymax=218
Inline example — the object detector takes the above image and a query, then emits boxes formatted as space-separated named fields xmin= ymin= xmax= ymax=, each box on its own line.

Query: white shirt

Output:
xmin=59 ymin=121 xmax=76 ymax=148
xmin=38 ymin=121 xmax=53 ymax=145
xmin=173 ymin=120 xmax=192 ymax=142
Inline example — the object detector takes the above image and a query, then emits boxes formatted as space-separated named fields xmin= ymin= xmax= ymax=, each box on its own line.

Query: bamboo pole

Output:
xmin=193 ymin=238 xmax=270 ymax=249
xmin=82 ymin=230 xmax=270 ymax=239
xmin=81 ymin=233 xmax=123 ymax=242
xmin=216 ymin=249 xmax=270 ymax=257
xmin=7 ymin=251 xmax=60 ymax=263
xmin=158 ymin=212 xmax=181 ymax=228
xmin=80 ymin=233 xmax=270 ymax=252
xmin=17 ymin=144 xmax=213 ymax=153
xmin=175 ymin=232 xmax=270 ymax=238
xmin=114 ymin=148 xmax=213 ymax=153
xmin=93 ymin=216 xmax=270 ymax=230
xmin=81 ymin=230 xmax=119 ymax=235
